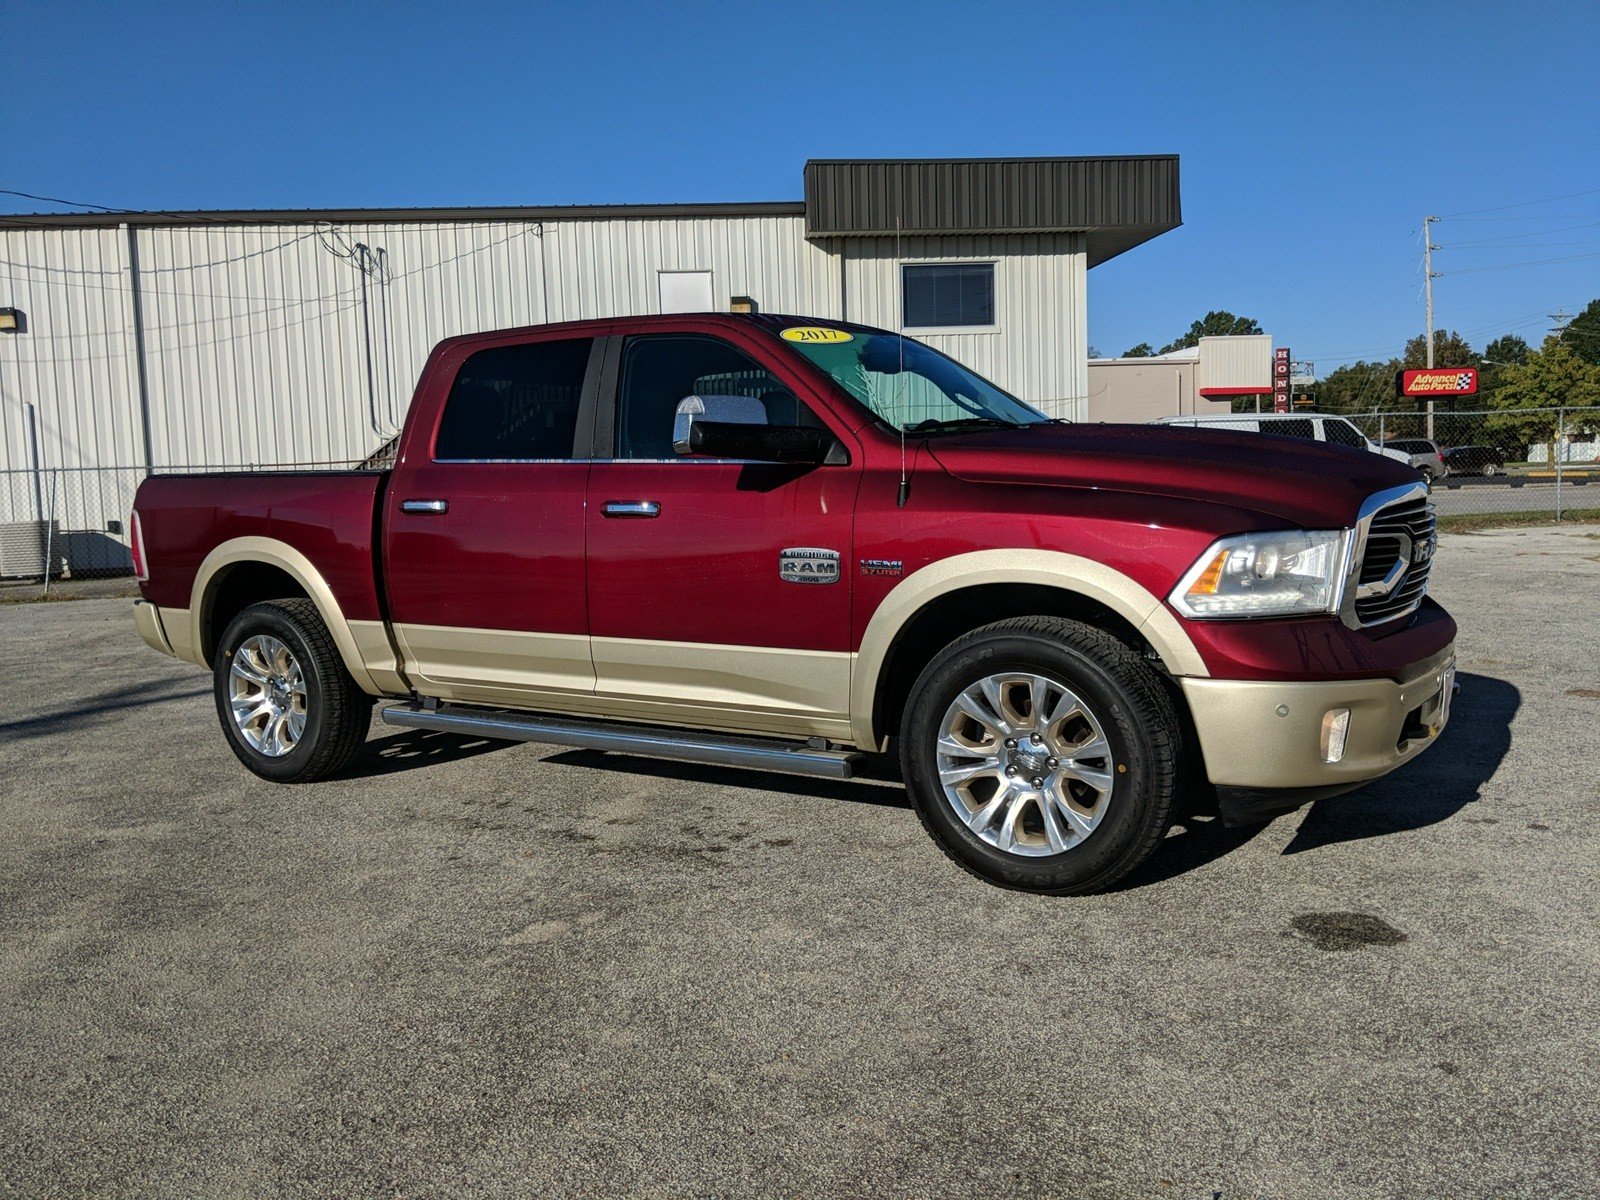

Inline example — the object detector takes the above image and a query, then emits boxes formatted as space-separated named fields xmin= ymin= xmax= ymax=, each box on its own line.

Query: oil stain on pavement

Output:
xmin=1288 ymin=912 xmax=1409 ymax=951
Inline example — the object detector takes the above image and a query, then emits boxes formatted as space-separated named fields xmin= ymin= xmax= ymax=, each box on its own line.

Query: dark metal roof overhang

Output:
xmin=802 ymin=156 xmax=1181 ymax=267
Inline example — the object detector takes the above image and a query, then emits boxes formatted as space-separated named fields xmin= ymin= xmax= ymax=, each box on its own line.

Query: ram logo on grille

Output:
xmin=1355 ymin=496 xmax=1437 ymax=625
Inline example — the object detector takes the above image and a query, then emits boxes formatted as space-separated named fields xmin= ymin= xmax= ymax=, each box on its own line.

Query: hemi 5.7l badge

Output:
xmin=779 ymin=547 xmax=840 ymax=584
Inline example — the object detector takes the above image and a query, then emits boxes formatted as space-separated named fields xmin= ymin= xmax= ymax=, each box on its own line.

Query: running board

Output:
xmin=379 ymin=702 xmax=862 ymax=779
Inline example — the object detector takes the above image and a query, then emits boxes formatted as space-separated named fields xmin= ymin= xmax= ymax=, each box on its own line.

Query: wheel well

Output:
xmin=871 ymin=583 xmax=1159 ymax=746
xmin=201 ymin=562 xmax=309 ymax=662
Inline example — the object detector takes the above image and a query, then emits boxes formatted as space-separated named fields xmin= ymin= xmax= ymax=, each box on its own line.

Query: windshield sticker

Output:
xmin=781 ymin=326 xmax=853 ymax=344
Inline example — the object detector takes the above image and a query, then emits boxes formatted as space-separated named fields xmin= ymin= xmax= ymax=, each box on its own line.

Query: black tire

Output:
xmin=899 ymin=616 xmax=1179 ymax=894
xmin=1481 ymin=463 xmax=1499 ymax=477
xmin=212 ymin=599 xmax=372 ymax=783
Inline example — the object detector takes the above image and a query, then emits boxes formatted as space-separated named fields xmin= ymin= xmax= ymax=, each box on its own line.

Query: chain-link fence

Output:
xmin=0 ymin=461 xmax=370 ymax=590
xmin=3 ymin=408 xmax=1595 ymax=589
xmin=0 ymin=466 xmax=145 ymax=586
xmin=1347 ymin=407 xmax=1598 ymax=522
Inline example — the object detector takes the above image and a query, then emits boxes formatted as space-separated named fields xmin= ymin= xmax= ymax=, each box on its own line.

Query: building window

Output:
xmin=902 ymin=262 xmax=995 ymax=329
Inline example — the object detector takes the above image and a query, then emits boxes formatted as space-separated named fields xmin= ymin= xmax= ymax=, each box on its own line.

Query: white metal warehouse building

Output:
xmin=0 ymin=156 xmax=1180 ymax=575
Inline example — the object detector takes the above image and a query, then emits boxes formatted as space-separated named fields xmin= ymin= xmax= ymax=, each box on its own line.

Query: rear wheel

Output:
xmin=213 ymin=599 xmax=372 ymax=782
xmin=900 ymin=617 xmax=1179 ymax=894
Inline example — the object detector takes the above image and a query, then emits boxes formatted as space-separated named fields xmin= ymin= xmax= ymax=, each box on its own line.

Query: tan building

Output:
xmin=1086 ymin=334 xmax=1272 ymax=423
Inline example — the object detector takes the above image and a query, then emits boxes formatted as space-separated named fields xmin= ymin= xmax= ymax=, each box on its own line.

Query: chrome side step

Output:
xmin=379 ymin=702 xmax=862 ymax=779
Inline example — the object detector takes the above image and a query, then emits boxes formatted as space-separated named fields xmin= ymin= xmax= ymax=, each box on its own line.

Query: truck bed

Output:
xmin=135 ymin=470 xmax=389 ymax=624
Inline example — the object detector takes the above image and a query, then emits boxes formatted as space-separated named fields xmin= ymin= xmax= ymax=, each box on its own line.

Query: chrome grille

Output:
xmin=1354 ymin=496 xmax=1435 ymax=625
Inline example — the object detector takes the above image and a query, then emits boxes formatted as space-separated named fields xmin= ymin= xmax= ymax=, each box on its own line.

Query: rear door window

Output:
xmin=435 ymin=338 xmax=593 ymax=460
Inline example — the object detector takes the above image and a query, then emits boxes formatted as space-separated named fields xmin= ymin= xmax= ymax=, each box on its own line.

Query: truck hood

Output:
xmin=926 ymin=423 xmax=1419 ymax=528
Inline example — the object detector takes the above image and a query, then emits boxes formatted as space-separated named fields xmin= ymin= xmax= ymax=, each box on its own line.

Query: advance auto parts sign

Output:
xmin=1397 ymin=367 xmax=1478 ymax=397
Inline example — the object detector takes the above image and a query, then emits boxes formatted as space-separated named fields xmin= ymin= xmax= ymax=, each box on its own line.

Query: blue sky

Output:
xmin=3 ymin=1 xmax=1597 ymax=373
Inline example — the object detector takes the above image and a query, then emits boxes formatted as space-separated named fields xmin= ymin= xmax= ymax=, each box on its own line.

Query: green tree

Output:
xmin=1485 ymin=336 xmax=1600 ymax=462
xmin=1122 ymin=342 xmax=1155 ymax=358
xmin=1561 ymin=298 xmax=1600 ymax=366
xmin=1158 ymin=311 xmax=1263 ymax=354
xmin=1401 ymin=329 xmax=1475 ymax=370
xmin=1478 ymin=334 xmax=1532 ymax=407
xmin=1310 ymin=359 xmax=1402 ymax=415
xmin=1483 ymin=334 xmax=1531 ymax=367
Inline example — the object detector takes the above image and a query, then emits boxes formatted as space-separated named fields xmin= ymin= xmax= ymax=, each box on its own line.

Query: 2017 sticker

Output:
xmin=780 ymin=327 xmax=853 ymax=344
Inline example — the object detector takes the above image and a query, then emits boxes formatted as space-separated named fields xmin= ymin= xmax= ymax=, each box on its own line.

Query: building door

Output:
xmin=584 ymin=329 xmax=859 ymax=738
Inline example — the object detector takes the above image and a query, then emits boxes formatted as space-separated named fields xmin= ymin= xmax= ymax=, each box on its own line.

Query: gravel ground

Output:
xmin=2 ymin=527 xmax=1597 ymax=1199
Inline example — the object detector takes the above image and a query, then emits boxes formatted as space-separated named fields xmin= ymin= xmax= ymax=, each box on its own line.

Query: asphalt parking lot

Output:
xmin=2 ymin=527 xmax=1598 ymax=1199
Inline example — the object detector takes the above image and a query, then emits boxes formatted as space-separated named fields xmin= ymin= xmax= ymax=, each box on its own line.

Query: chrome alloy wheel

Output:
xmin=935 ymin=672 xmax=1115 ymax=857
xmin=228 ymin=634 xmax=307 ymax=757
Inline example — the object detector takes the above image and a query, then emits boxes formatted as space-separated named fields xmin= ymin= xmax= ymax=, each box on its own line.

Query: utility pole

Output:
xmin=1550 ymin=308 xmax=1573 ymax=340
xmin=1424 ymin=215 xmax=1438 ymax=439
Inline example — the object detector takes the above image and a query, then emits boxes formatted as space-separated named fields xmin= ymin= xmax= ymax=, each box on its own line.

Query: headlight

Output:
xmin=1170 ymin=529 xmax=1348 ymax=619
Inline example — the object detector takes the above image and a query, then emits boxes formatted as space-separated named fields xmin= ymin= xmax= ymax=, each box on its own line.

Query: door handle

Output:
xmin=602 ymin=501 xmax=661 ymax=518
xmin=400 ymin=499 xmax=449 ymax=514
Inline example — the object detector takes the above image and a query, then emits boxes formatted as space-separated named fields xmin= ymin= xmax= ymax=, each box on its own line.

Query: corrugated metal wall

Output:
xmin=837 ymin=233 xmax=1087 ymax=419
xmin=0 ymin=214 xmax=843 ymax=475
xmin=1 ymin=215 xmax=1090 ymax=472
xmin=0 ymin=226 xmax=145 ymax=472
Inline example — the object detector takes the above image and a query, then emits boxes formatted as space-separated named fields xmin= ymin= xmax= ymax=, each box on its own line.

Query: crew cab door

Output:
xmin=382 ymin=332 xmax=602 ymax=705
xmin=584 ymin=328 xmax=859 ymax=739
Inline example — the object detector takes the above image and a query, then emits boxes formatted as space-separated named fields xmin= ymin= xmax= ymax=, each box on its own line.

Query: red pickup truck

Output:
xmin=131 ymin=314 xmax=1456 ymax=893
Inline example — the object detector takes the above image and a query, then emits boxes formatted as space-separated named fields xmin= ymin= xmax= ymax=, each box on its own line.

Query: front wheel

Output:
xmin=900 ymin=616 xmax=1180 ymax=894
xmin=213 ymin=599 xmax=372 ymax=782
xmin=1481 ymin=463 xmax=1499 ymax=477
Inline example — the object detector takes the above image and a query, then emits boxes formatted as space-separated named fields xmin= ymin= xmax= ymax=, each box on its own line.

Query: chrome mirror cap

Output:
xmin=672 ymin=394 xmax=771 ymax=455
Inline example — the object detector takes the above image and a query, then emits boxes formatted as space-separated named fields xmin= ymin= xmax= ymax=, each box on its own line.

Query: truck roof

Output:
xmin=432 ymin=312 xmax=886 ymax=353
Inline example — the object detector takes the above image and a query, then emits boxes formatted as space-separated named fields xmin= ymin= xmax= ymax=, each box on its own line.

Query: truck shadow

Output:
xmin=1066 ymin=671 xmax=1519 ymax=891
xmin=344 ymin=727 xmax=511 ymax=778
xmin=1282 ymin=670 xmax=1519 ymax=854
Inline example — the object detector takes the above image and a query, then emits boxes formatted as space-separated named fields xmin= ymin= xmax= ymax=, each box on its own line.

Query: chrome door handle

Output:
xmin=602 ymin=501 xmax=661 ymax=518
xmin=400 ymin=499 xmax=449 ymax=514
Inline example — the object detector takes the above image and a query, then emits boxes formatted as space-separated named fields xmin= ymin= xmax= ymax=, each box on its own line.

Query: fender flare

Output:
xmin=849 ymin=549 xmax=1208 ymax=748
xmin=188 ymin=536 xmax=383 ymax=695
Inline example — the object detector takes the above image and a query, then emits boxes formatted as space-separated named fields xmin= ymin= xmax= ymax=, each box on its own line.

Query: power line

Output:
xmin=1445 ymin=251 xmax=1600 ymax=276
xmin=0 ymin=187 xmax=128 ymax=213
xmin=1437 ymin=186 xmax=1600 ymax=219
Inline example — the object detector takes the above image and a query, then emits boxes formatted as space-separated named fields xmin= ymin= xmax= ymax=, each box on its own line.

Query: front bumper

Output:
xmin=1182 ymin=642 xmax=1456 ymax=805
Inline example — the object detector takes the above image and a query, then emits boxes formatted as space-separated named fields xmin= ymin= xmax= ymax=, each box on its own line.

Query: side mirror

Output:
xmin=672 ymin=394 xmax=767 ymax=453
xmin=672 ymin=395 xmax=839 ymax=465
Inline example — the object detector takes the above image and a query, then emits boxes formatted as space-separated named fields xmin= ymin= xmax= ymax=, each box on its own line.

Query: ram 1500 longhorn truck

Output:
xmin=131 ymin=314 xmax=1457 ymax=893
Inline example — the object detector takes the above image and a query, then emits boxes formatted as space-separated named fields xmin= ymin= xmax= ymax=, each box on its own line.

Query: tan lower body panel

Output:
xmin=162 ymin=606 xmax=199 ymax=665
xmin=391 ymin=623 xmax=594 ymax=703
xmin=348 ymin=620 xmax=408 ymax=694
xmin=1181 ymin=644 xmax=1456 ymax=790
xmin=390 ymin=623 xmax=854 ymax=743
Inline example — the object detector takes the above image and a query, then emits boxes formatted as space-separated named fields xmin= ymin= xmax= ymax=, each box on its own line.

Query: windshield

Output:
xmin=782 ymin=327 xmax=1048 ymax=432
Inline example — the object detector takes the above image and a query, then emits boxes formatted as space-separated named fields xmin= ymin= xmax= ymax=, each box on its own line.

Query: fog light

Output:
xmin=1320 ymin=708 xmax=1351 ymax=763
